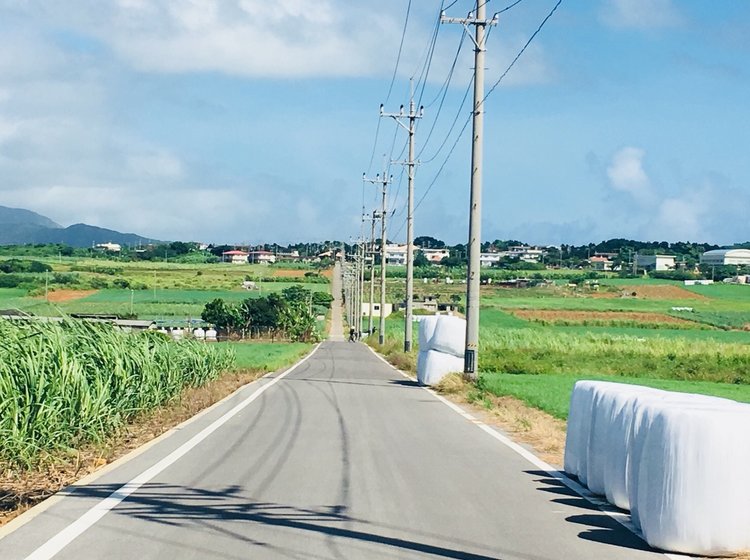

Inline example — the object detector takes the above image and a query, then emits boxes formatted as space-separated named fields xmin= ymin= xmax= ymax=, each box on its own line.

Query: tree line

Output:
xmin=200 ymin=285 xmax=333 ymax=342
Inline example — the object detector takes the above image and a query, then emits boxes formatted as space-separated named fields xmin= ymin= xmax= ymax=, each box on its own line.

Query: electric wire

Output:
xmin=392 ymin=0 xmax=562 ymax=238
xmin=384 ymin=0 xmax=412 ymax=106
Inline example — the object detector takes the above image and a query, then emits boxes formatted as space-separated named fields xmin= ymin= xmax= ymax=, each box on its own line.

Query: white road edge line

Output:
xmin=19 ymin=343 xmax=320 ymax=560
xmin=365 ymin=345 xmax=688 ymax=560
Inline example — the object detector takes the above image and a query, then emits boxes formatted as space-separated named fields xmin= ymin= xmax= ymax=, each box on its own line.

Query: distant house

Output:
xmin=95 ymin=242 xmax=121 ymax=253
xmin=361 ymin=302 xmax=393 ymax=318
xmin=589 ymin=255 xmax=613 ymax=271
xmin=248 ymin=250 xmax=276 ymax=264
xmin=385 ymin=244 xmax=408 ymax=266
xmin=421 ymin=248 xmax=450 ymax=264
xmin=222 ymin=250 xmax=249 ymax=264
xmin=276 ymin=250 xmax=300 ymax=262
xmin=505 ymin=245 xmax=544 ymax=262
xmin=635 ymin=254 xmax=675 ymax=271
xmin=480 ymin=253 xmax=502 ymax=267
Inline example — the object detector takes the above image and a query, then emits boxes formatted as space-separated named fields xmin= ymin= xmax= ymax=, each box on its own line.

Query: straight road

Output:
xmin=0 ymin=264 xmax=666 ymax=559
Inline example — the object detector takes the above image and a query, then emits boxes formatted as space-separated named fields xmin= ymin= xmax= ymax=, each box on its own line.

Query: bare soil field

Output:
xmin=597 ymin=284 xmax=707 ymax=300
xmin=271 ymin=269 xmax=307 ymax=278
xmin=38 ymin=289 xmax=97 ymax=303
xmin=511 ymin=309 xmax=698 ymax=326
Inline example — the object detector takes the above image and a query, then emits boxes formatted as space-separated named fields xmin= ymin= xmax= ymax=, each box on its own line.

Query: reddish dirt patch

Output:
xmin=511 ymin=309 xmax=697 ymax=326
xmin=271 ymin=269 xmax=307 ymax=278
xmin=320 ymin=268 xmax=333 ymax=279
xmin=38 ymin=290 xmax=97 ymax=303
xmin=595 ymin=284 xmax=707 ymax=300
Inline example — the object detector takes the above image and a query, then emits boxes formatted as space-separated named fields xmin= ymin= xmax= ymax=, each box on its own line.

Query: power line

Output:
xmin=412 ymin=0 xmax=564 ymax=211
xmin=483 ymin=0 xmax=563 ymax=104
xmin=384 ymin=0 xmax=412 ymax=106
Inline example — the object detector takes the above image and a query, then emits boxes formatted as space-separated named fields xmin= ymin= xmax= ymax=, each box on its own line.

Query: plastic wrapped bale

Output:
xmin=626 ymin=392 xmax=736 ymax=530
xmin=429 ymin=315 xmax=466 ymax=358
xmin=564 ymin=380 xmax=599 ymax=481
xmin=416 ymin=350 xmax=429 ymax=384
xmin=632 ymin=401 xmax=750 ymax=556
xmin=602 ymin=385 xmax=665 ymax=510
xmin=586 ymin=383 xmax=662 ymax=498
xmin=418 ymin=316 xmax=440 ymax=351
xmin=418 ymin=350 xmax=464 ymax=386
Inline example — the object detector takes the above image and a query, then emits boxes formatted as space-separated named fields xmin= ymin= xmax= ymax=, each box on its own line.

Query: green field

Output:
xmin=220 ymin=341 xmax=311 ymax=371
xmin=0 ymin=256 xmax=331 ymax=320
xmin=371 ymin=276 xmax=750 ymax=418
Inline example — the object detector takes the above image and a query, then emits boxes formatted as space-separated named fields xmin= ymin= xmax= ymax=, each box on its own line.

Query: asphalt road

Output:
xmin=0 ymin=266 xmax=668 ymax=559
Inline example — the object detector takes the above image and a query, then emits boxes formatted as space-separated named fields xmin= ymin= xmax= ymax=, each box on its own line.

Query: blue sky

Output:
xmin=0 ymin=0 xmax=748 ymax=246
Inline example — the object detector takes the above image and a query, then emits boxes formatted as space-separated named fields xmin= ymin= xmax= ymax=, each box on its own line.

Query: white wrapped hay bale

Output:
xmin=417 ymin=349 xmax=463 ymax=386
xmin=626 ymin=392 xmax=735 ymax=529
xmin=429 ymin=315 xmax=466 ymax=358
xmin=601 ymin=386 xmax=664 ymax=510
xmin=563 ymin=380 xmax=599 ymax=481
xmin=416 ymin=350 xmax=428 ymax=383
xmin=587 ymin=383 xmax=661 ymax=498
xmin=565 ymin=380 xmax=630 ymax=485
xmin=417 ymin=316 xmax=440 ymax=350
xmin=631 ymin=400 xmax=750 ymax=556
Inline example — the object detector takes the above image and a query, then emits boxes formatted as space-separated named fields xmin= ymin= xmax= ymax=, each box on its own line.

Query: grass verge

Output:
xmin=478 ymin=372 xmax=750 ymax=420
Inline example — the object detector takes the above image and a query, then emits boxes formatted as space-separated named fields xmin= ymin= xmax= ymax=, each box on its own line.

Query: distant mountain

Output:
xmin=0 ymin=205 xmax=159 ymax=247
xmin=0 ymin=205 xmax=62 ymax=229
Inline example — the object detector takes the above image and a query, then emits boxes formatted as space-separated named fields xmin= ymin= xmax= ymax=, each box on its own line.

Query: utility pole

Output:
xmin=382 ymin=79 xmax=423 ymax=352
xmin=364 ymin=172 xmax=392 ymax=345
xmin=442 ymin=3 xmax=498 ymax=378
xmin=358 ymin=233 xmax=366 ymax=339
xmin=368 ymin=210 xmax=378 ymax=335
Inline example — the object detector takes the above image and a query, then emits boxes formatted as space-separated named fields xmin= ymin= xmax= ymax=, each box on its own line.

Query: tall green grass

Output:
xmin=478 ymin=327 xmax=750 ymax=383
xmin=0 ymin=319 xmax=234 ymax=467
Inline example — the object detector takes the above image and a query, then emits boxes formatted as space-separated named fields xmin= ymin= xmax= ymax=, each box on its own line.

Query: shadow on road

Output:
xmin=57 ymin=483 xmax=512 ymax=560
xmin=524 ymin=470 xmax=659 ymax=555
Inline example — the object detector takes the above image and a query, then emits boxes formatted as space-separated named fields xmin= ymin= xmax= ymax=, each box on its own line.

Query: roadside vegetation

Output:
xmin=0 ymin=319 xmax=234 ymax=467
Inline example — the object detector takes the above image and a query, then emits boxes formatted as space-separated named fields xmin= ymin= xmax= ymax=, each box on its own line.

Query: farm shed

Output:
xmin=700 ymin=248 xmax=750 ymax=266
xmin=634 ymin=254 xmax=675 ymax=271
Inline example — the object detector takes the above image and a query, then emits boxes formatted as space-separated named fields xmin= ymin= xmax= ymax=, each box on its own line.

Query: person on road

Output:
xmin=349 ymin=327 xmax=356 ymax=342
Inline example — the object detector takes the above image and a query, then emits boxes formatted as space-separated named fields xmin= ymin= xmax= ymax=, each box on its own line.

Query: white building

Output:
xmin=499 ymin=245 xmax=544 ymax=262
xmin=361 ymin=302 xmax=393 ymax=318
xmin=589 ymin=255 xmax=613 ymax=271
xmin=635 ymin=254 xmax=676 ymax=271
xmin=95 ymin=242 xmax=121 ymax=253
xmin=248 ymin=250 xmax=276 ymax=264
xmin=700 ymin=249 xmax=750 ymax=266
xmin=222 ymin=250 xmax=249 ymax=264
xmin=480 ymin=253 xmax=502 ymax=267
xmin=385 ymin=244 xmax=409 ymax=266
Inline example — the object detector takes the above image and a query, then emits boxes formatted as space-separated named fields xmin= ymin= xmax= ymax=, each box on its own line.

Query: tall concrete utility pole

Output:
xmin=442 ymin=3 xmax=498 ymax=378
xmin=368 ymin=210 xmax=378 ymax=335
xmin=364 ymin=172 xmax=391 ymax=345
xmin=382 ymin=79 xmax=423 ymax=352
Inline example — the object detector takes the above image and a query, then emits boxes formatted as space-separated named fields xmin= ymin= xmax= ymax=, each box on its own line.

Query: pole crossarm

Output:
xmin=440 ymin=11 xmax=498 ymax=51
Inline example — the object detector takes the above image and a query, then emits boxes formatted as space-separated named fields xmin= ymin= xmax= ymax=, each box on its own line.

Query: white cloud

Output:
xmin=600 ymin=0 xmax=684 ymax=30
xmin=606 ymin=146 xmax=655 ymax=204
xmin=127 ymin=152 xmax=184 ymax=180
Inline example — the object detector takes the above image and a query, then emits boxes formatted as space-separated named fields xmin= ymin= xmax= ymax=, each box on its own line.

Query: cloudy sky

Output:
xmin=0 ymin=0 xmax=748 ymax=245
